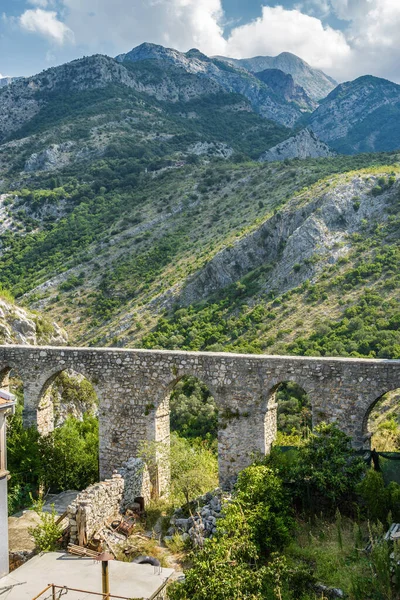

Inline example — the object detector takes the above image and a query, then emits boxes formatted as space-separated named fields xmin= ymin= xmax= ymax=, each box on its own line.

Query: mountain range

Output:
xmin=1 ymin=43 xmax=400 ymax=158
xmin=0 ymin=42 xmax=399 ymax=362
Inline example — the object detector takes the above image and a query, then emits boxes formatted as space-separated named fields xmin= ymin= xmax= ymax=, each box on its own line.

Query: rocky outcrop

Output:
xmin=24 ymin=142 xmax=75 ymax=172
xmin=180 ymin=175 xmax=396 ymax=305
xmin=187 ymin=141 xmax=233 ymax=159
xmin=216 ymin=52 xmax=337 ymax=101
xmin=259 ymin=128 xmax=335 ymax=162
xmin=308 ymin=75 xmax=400 ymax=153
xmin=0 ymin=297 xmax=67 ymax=345
xmin=256 ymin=69 xmax=315 ymax=111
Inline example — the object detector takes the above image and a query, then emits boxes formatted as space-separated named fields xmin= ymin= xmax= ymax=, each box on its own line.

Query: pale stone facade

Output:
xmin=1 ymin=345 xmax=400 ymax=490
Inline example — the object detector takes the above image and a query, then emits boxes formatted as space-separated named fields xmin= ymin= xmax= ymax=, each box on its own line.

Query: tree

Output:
xmin=170 ymin=434 xmax=218 ymax=504
xmin=291 ymin=423 xmax=366 ymax=513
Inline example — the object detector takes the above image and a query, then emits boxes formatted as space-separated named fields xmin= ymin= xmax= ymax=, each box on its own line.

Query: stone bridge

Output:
xmin=1 ymin=345 xmax=400 ymax=491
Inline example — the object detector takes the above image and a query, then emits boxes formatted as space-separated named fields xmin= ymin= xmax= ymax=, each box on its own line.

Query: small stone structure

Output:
xmin=67 ymin=473 xmax=124 ymax=545
xmin=1 ymin=345 xmax=400 ymax=491
xmin=67 ymin=462 xmax=151 ymax=545
xmin=119 ymin=458 xmax=151 ymax=510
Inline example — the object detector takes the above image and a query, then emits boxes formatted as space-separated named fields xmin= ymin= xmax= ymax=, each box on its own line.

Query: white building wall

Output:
xmin=0 ymin=409 xmax=10 ymax=578
xmin=0 ymin=475 xmax=8 ymax=578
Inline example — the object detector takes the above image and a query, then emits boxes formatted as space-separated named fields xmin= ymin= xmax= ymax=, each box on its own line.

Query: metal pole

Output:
xmin=102 ymin=560 xmax=110 ymax=600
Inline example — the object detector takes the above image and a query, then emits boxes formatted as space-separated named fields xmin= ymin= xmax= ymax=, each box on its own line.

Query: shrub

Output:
xmin=357 ymin=469 xmax=388 ymax=522
xmin=234 ymin=464 xmax=295 ymax=555
xmin=292 ymin=423 xmax=366 ymax=513
xmin=28 ymin=497 xmax=63 ymax=552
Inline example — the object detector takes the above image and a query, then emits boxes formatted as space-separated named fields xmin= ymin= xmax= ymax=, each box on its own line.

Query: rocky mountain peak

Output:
xmin=215 ymin=52 xmax=337 ymax=101
xmin=308 ymin=74 xmax=400 ymax=153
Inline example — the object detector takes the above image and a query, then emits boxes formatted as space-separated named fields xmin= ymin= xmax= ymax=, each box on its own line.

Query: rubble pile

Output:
xmin=165 ymin=489 xmax=229 ymax=546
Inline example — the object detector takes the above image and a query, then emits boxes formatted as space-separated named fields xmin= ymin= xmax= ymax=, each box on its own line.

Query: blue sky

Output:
xmin=1 ymin=1 xmax=400 ymax=83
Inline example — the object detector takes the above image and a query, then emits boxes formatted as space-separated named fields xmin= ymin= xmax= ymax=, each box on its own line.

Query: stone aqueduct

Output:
xmin=1 ymin=345 xmax=400 ymax=490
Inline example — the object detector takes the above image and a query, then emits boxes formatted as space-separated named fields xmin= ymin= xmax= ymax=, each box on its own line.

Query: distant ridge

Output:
xmin=214 ymin=52 xmax=337 ymax=101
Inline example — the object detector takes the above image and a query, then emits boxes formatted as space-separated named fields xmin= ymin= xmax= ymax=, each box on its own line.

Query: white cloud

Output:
xmin=61 ymin=0 xmax=226 ymax=55
xmin=9 ymin=0 xmax=400 ymax=83
xmin=19 ymin=8 xmax=74 ymax=45
xmin=224 ymin=6 xmax=351 ymax=73
xmin=326 ymin=0 xmax=400 ymax=81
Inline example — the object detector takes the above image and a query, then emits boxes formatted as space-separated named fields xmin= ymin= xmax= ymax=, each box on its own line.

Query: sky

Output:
xmin=1 ymin=0 xmax=400 ymax=84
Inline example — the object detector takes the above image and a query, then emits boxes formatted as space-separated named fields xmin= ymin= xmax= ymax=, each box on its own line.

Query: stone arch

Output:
xmin=150 ymin=370 xmax=221 ymax=497
xmin=34 ymin=367 xmax=102 ymax=436
xmin=265 ymin=378 xmax=314 ymax=450
xmin=362 ymin=387 xmax=400 ymax=450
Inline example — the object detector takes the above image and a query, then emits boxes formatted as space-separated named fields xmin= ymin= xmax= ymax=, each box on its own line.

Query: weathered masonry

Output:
xmin=1 ymin=345 xmax=400 ymax=491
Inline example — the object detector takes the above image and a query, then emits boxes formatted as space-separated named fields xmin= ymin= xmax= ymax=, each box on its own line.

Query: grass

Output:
xmin=0 ymin=287 xmax=14 ymax=304
xmin=287 ymin=517 xmax=372 ymax=596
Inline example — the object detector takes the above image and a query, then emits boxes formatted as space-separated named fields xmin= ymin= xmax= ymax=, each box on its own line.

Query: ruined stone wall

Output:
xmin=119 ymin=458 xmax=151 ymax=510
xmin=67 ymin=473 xmax=124 ymax=545
xmin=0 ymin=345 xmax=399 ymax=490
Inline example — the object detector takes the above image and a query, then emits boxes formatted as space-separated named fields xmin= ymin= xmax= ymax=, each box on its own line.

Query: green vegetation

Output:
xmin=142 ymin=178 xmax=400 ymax=361
xmin=7 ymin=404 xmax=99 ymax=513
xmin=170 ymin=425 xmax=400 ymax=600
xmin=28 ymin=496 xmax=63 ymax=552
xmin=170 ymin=434 xmax=218 ymax=505
xmin=170 ymin=376 xmax=218 ymax=443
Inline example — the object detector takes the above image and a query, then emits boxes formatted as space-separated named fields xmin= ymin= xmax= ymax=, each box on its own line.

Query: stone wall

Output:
xmin=67 ymin=473 xmax=124 ymax=545
xmin=119 ymin=458 xmax=151 ymax=510
xmin=0 ymin=345 xmax=400 ymax=490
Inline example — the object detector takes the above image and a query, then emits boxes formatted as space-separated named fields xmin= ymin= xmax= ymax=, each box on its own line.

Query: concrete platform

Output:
xmin=0 ymin=552 xmax=174 ymax=599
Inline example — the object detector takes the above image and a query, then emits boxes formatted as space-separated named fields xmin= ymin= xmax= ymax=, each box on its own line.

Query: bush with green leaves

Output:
xmin=28 ymin=496 xmax=63 ymax=552
xmin=357 ymin=469 xmax=400 ymax=522
xmin=290 ymin=423 xmax=366 ymax=514
xmin=168 ymin=464 xmax=313 ymax=600
xmin=233 ymin=465 xmax=295 ymax=556
xmin=7 ymin=410 xmax=99 ymax=512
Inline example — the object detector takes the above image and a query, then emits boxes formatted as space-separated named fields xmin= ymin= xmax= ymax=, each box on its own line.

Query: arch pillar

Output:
xmin=22 ymin=378 xmax=54 ymax=434
xmin=217 ymin=382 xmax=268 ymax=490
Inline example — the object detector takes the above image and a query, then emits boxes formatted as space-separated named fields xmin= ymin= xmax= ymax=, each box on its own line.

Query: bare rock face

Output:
xmin=117 ymin=43 xmax=305 ymax=127
xmin=308 ymin=75 xmax=400 ymax=153
xmin=0 ymin=297 xmax=67 ymax=345
xmin=180 ymin=175 xmax=396 ymax=305
xmin=187 ymin=141 xmax=234 ymax=159
xmin=24 ymin=142 xmax=75 ymax=172
xmin=259 ymin=128 xmax=335 ymax=162
xmin=255 ymin=69 xmax=315 ymax=111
